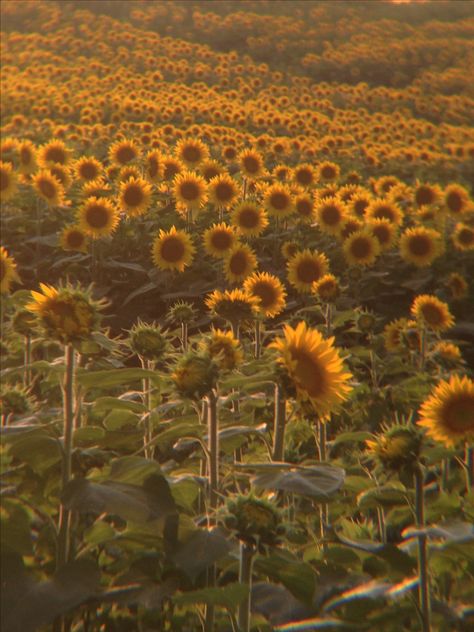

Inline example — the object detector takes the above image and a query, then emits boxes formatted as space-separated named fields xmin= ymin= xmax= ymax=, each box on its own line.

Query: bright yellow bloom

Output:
xmin=32 ymin=170 xmax=65 ymax=206
xmin=203 ymin=223 xmax=237 ymax=258
xmin=151 ymin=226 xmax=195 ymax=272
xmin=108 ymin=139 xmax=140 ymax=166
xmin=287 ymin=249 xmax=329 ymax=294
xmin=74 ymin=156 xmax=103 ymax=182
xmin=0 ymin=161 xmax=18 ymax=201
xmin=231 ymin=201 xmax=268 ymax=237
xmin=175 ymin=138 xmax=209 ymax=167
xmin=244 ymin=272 xmax=287 ymax=318
xmin=223 ymin=243 xmax=258 ymax=283
xmin=78 ymin=197 xmax=119 ymax=238
xmin=0 ymin=246 xmax=20 ymax=293
xmin=201 ymin=328 xmax=243 ymax=371
xmin=343 ymin=230 xmax=380 ymax=267
xmin=173 ymin=170 xmax=208 ymax=211
xmin=399 ymin=227 xmax=443 ymax=267
xmin=263 ymin=183 xmax=294 ymax=219
xmin=238 ymin=148 xmax=265 ymax=179
xmin=59 ymin=226 xmax=89 ymax=253
xmin=119 ymin=176 xmax=152 ymax=217
xmin=208 ymin=173 xmax=238 ymax=209
xmin=411 ymin=295 xmax=454 ymax=332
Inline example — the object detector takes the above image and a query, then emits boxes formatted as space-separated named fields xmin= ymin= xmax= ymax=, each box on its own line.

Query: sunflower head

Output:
xmin=32 ymin=170 xmax=65 ymax=206
xmin=444 ymin=184 xmax=472 ymax=216
xmin=0 ymin=385 xmax=34 ymax=418
xmin=231 ymin=201 xmax=268 ymax=237
xmin=203 ymin=223 xmax=237 ymax=259
xmin=201 ymin=328 xmax=243 ymax=371
xmin=417 ymin=375 xmax=474 ymax=447
xmin=263 ymin=183 xmax=294 ymax=219
xmin=1 ymin=246 xmax=21 ymax=294
xmin=223 ymin=243 xmax=258 ymax=284
xmin=208 ymin=173 xmax=238 ymax=209
xmin=108 ymin=139 xmax=140 ymax=166
xmin=0 ymin=161 xmax=18 ymax=201
xmin=366 ymin=421 xmax=423 ymax=474
xmin=399 ymin=227 xmax=443 ymax=268
xmin=128 ymin=320 xmax=168 ymax=362
xmin=317 ymin=161 xmax=340 ymax=182
xmin=411 ymin=295 xmax=454 ymax=332
xmin=173 ymin=170 xmax=208 ymax=211
xmin=60 ymin=226 xmax=89 ymax=253
xmin=287 ymin=249 xmax=329 ymax=294
xmin=26 ymin=283 xmax=103 ymax=345
xmin=444 ymin=272 xmax=468 ymax=300
xmin=222 ymin=494 xmax=283 ymax=547
xmin=167 ymin=300 xmax=197 ymax=325
xmin=78 ymin=196 xmax=119 ymax=239
xmin=12 ymin=308 xmax=37 ymax=337
xmin=238 ymin=149 xmax=265 ymax=179
xmin=281 ymin=241 xmax=299 ymax=260
xmin=343 ymin=230 xmax=380 ymax=267
xmin=75 ymin=156 xmax=103 ymax=182
xmin=432 ymin=342 xmax=462 ymax=363
xmin=452 ymin=223 xmax=474 ymax=251
xmin=205 ymin=288 xmax=260 ymax=325
xmin=316 ymin=197 xmax=347 ymax=235
xmin=119 ymin=176 xmax=152 ymax=217
xmin=172 ymin=351 xmax=218 ymax=400
xmin=175 ymin=138 xmax=209 ymax=167
xmin=313 ymin=274 xmax=340 ymax=302
xmin=243 ymin=272 xmax=287 ymax=318
xmin=151 ymin=226 xmax=195 ymax=272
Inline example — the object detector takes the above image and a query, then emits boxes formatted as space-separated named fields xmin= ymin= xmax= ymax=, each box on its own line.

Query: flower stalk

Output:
xmin=238 ymin=542 xmax=255 ymax=632
xmin=272 ymin=383 xmax=286 ymax=461
xmin=414 ymin=464 xmax=431 ymax=632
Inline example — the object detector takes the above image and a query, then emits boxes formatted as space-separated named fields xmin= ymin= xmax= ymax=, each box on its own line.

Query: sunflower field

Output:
xmin=1 ymin=0 xmax=474 ymax=630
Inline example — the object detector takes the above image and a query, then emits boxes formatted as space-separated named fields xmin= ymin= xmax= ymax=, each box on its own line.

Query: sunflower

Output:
xmin=145 ymin=150 xmax=163 ymax=183
xmin=287 ymin=249 xmax=329 ymax=294
xmin=444 ymin=272 xmax=468 ymax=299
xmin=37 ymin=140 xmax=70 ymax=167
xmin=17 ymin=140 xmax=37 ymax=174
xmin=317 ymin=161 xmax=340 ymax=182
xmin=313 ymin=274 xmax=340 ymax=302
xmin=172 ymin=352 xmax=218 ymax=400
xmin=368 ymin=218 xmax=398 ymax=251
xmin=452 ymin=223 xmax=474 ymax=251
xmin=340 ymin=217 xmax=365 ymax=241
xmin=293 ymin=164 xmax=317 ymax=189
xmin=173 ymin=170 xmax=208 ymax=211
xmin=316 ymin=197 xmax=347 ymax=235
xmin=270 ymin=321 xmax=352 ymax=414
xmin=343 ymin=230 xmax=380 ymax=267
xmin=74 ymin=156 xmax=103 ymax=182
xmin=223 ymin=243 xmax=258 ymax=283
xmin=365 ymin=199 xmax=404 ymax=226
xmin=238 ymin=148 xmax=265 ymax=179
xmin=48 ymin=166 xmax=71 ymax=192
xmin=205 ymin=288 xmax=260 ymax=323
xmin=200 ymin=159 xmax=224 ymax=182
xmin=117 ymin=166 xmax=141 ymax=183
xmin=78 ymin=196 xmax=119 ymax=238
xmin=444 ymin=184 xmax=472 ymax=216
xmin=399 ymin=227 xmax=443 ymax=267
xmin=119 ymin=176 xmax=152 ymax=217
xmin=208 ymin=173 xmax=238 ymax=209
xmin=82 ymin=178 xmax=111 ymax=198
xmin=60 ymin=226 xmax=89 ymax=253
xmin=417 ymin=375 xmax=474 ymax=447
xmin=243 ymin=272 xmax=287 ymax=318
xmin=0 ymin=161 xmax=18 ymax=201
xmin=414 ymin=182 xmax=441 ymax=208
xmin=410 ymin=295 xmax=454 ymax=332
xmin=366 ymin=422 xmax=422 ymax=472
xmin=32 ymin=170 xmax=65 ymax=206
xmin=108 ymin=139 xmax=140 ymax=166
xmin=231 ymin=201 xmax=268 ymax=237
xmin=384 ymin=318 xmax=410 ymax=352
xmin=281 ymin=241 xmax=299 ymax=260
xmin=161 ymin=155 xmax=184 ymax=182
xmin=294 ymin=193 xmax=315 ymax=223
xmin=151 ymin=226 xmax=195 ymax=272
xmin=349 ymin=192 xmax=372 ymax=218
xmin=433 ymin=342 xmax=462 ymax=362
xmin=0 ymin=246 xmax=20 ymax=293
xmin=201 ymin=328 xmax=243 ymax=371
xmin=175 ymin=138 xmax=209 ymax=167
xmin=203 ymin=223 xmax=237 ymax=258
xmin=263 ymin=183 xmax=294 ymax=219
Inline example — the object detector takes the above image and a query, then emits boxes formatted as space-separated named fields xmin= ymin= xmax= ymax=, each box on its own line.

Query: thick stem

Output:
xmin=141 ymin=357 xmax=153 ymax=459
xmin=181 ymin=322 xmax=188 ymax=352
xmin=207 ymin=390 xmax=219 ymax=514
xmin=272 ymin=384 xmax=286 ymax=461
xmin=24 ymin=335 xmax=32 ymax=386
xmin=318 ymin=420 xmax=328 ymax=547
xmin=414 ymin=465 xmax=431 ymax=632
xmin=254 ymin=319 xmax=261 ymax=359
xmin=419 ymin=327 xmax=427 ymax=371
xmin=325 ymin=303 xmax=332 ymax=337
xmin=238 ymin=543 xmax=254 ymax=632
xmin=57 ymin=344 xmax=75 ymax=569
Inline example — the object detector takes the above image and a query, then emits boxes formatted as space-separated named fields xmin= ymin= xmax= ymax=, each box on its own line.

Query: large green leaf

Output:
xmin=255 ymin=554 xmax=316 ymax=604
xmin=173 ymin=527 xmax=231 ymax=581
xmin=77 ymin=368 xmax=159 ymax=390
xmin=172 ymin=582 xmax=249 ymax=609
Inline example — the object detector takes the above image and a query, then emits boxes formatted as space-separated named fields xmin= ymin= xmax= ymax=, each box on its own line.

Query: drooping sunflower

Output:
xmin=317 ymin=161 xmax=340 ymax=182
xmin=26 ymin=283 xmax=102 ymax=344
xmin=78 ymin=196 xmax=119 ymax=238
xmin=294 ymin=193 xmax=315 ymax=223
xmin=151 ymin=226 xmax=195 ymax=272
xmin=203 ymin=223 xmax=237 ymax=258
xmin=417 ymin=375 xmax=474 ymax=447
xmin=223 ymin=243 xmax=258 ymax=283
xmin=263 ymin=183 xmax=294 ymax=219
xmin=452 ymin=223 xmax=474 ymax=251
xmin=383 ymin=317 xmax=410 ymax=352
xmin=175 ymin=138 xmax=209 ymax=168
xmin=145 ymin=150 xmax=163 ymax=183
xmin=366 ymin=422 xmax=422 ymax=473
xmin=365 ymin=199 xmax=404 ymax=226
xmin=293 ymin=164 xmax=317 ymax=189
xmin=399 ymin=227 xmax=443 ymax=267
xmin=32 ymin=170 xmax=65 ymax=206
xmin=313 ymin=274 xmax=340 ymax=302
xmin=17 ymin=140 xmax=37 ymax=174
xmin=173 ymin=170 xmax=208 ymax=211
xmin=59 ymin=226 xmax=89 ymax=253
xmin=108 ymin=139 xmax=140 ymax=166
xmin=368 ymin=218 xmax=398 ymax=251
xmin=343 ymin=230 xmax=380 ymax=267
xmin=237 ymin=149 xmax=264 ymax=180
xmin=50 ymin=165 xmax=72 ymax=190
xmin=231 ymin=201 xmax=268 ymax=237
xmin=208 ymin=173 xmax=239 ymax=209
xmin=205 ymin=288 xmax=260 ymax=323
xmin=201 ymin=328 xmax=243 ymax=371
xmin=37 ymin=140 xmax=70 ymax=167
xmin=119 ymin=176 xmax=152 ymax=217
xmin=0 ymin=161 xmax=18 ymax=201
xmin=0 ymin=246 xmax=20 ymax=294
xmin=270 ymin=321 xmax=352 ymax=414
xmin=243 ymin=272 xmax=287 ymax=318
xmin=410 ymin=295 xmax=454 ymax=332
xmin=444 ymin=272 xmax=468 ymax=299
xmin=74 ymin=156 xmax=103 ymax=182
xmin=316 ymin=197 xmax=347 ymax=235
xmin=287 ymin=249 xmax=329 ymax=294
xmin=443 ymin=184 xmax=472 ymax=216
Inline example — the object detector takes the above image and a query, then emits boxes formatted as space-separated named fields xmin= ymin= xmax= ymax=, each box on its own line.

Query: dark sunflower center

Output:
xmin=354 ymin=199 xmax=368 ymax=216
xmin=180 ymin=181 xmax=200 ymax=201
xmin=296 ymin=199 xmax=312 ymax=216
xmin=296 ymin=169 xmax=312 ymax=185
xmin=296 ymin=259 xmax=322 ymax=283
xmin=409 ymin=235 xmax=431 ymax=256
xmin=374 ymin=205 xmax=395 ymax=221
xmin=123 ymin=184 xmax=144 ymax=207
xmin=211 ymin=230 xmax=232 ymax=250
xmin=373 ymin=225 xmax=390 ymax=244
xmin=116 ymin=146 xmax=136 ymax=164
xmin=320 ymin=165 xmax=336 ymax=179
xmin=20 ymin=147 xmax=32 ymax=165
xmin=351 ymin=237 xmax=371 ymax=259
xmin=86 ymin=205 xmax=109 ymax=228
xmin=45 ymin=147 xmax=66 ymax=164
xmin=458 ymin=228 xmax=474 ymax=245
xmin=38 ymin=178 xmax=57 ymax=199
xmin=270 ymin=192 xmax=289 ymax=210
xmin=321 ymin=205 xmax=341 ymax=225
xmin=182 ymin=145 xmax=201 ymax=163
xmin=161 ymin=237 xmax=185 ymax=262
xmin=421 ymin=304 xmax=443 ymax=325
xmin=164 ymin=162 xmax=180 ymax=180
xmin=215 ymin=182 xmax=234 ymax=202
xmin=443 ymin=395 xmax=474 ymax=432
xmin=67 ymin=231 xmax=85 ymax=248
xmin=148 ymin=158 xmax=159 ymax=178
xmin=229 ymin=251 xmax=248 ymax=275
xmin=446 ymin=191 xmax=463 ymax=213
xmin=243 ymin=155 xmax=260 ymax=173
xmin=204 ymin=167 xmax=219 ymax=180
xmin=416 ymin=187 xmax=435 ymax=206
xmin=50 ymin=299 xmax=76 ymax=318
xmin=290 ymin=348 xmax=326 ymax=398
xmin=252 ymin=282 xmax=277 ymax=308
xmin=224 ymin=147 xmax=237 ymax=159
xmin=80 ymin=162 xmax=98 ymax=180
xmin=239 ymin=208 xmax=259 ymax=228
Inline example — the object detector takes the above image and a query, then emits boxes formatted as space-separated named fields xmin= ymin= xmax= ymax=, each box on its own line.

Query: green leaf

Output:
xmin=255 ymin=554 xmax=316 ymax=604
xmin=84 ymin=521 xmax=116 ymax=546
xmin=332 ymin=431 xmax=372 ymax=447
xmin=108 ymin=456 xmax=162 ymax=485
xmin=246 ymin=463 xmax=345 ymax=500
xmin=77 ymin=368 xmax=159 ymax=390
xmin=4 ymin=430 xmax=62 ymax=474
xmin=173 ymin=528 xmax=231 ymax=581
xmin=103 ymin=409 xmax=139 ymax=431
xmin=172 ymin=583 xmax=249 ymax=609
xmin=0 ymin=500 xmax=33 ymax=555
xmin=74 ymin=426 xmax=105 ymax=445
xmin=94 ymin=396 xmax=146 ymax=414
xmin=357 ymin=484 xmax=412 ymax=510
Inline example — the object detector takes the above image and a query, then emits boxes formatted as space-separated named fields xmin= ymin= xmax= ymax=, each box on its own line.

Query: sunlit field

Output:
xmin=1 ymin=1 xmax=474 ymax=630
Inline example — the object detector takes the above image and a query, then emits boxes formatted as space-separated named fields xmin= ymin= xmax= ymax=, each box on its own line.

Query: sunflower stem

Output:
xmin=318 ymin=420 xmax=329 ymax=549
xmin=181 ymin=321 xmax=188 ymax=351
xmin=207 ymin=390 xmax=219 ymax=515
xmin=272 ymin=383 xmax=286 ymax=461
xmin=141 ymin=357 xmax=153 ymax=459
xmin=325 ymin=303 xmax=332 ymax=337
xmin=24 ymin=334 xmax=32 ymax=387
xmin=57 ymin=344 xmax=75 ymax=570
xmin=238 ymin=542 xmax=254 ymax=632
xmin=441 ymin=457 xmax=450 ymax=493
xmin=419 ymin=327 xmax=427 ymax=371
xmin=465 ymin=444 xmax=473 ymax=493
xmin=414 ymin=465 xmax=431 ymax=632
xmin=254 ymin=319 xmax=261 ymax=359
